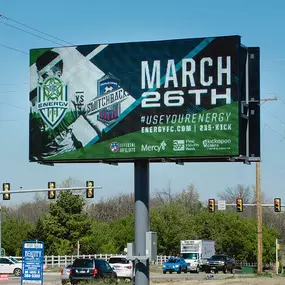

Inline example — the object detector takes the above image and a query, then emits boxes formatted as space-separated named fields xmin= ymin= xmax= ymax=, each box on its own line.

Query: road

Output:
xmin=3 ymin=271 xmax=247 ymax=285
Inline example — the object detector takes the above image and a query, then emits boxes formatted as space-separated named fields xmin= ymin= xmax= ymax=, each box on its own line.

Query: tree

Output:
xmin=2 ymin=216 xmax=34 ymax=256
xmin=150 ymin=202 xmax=197 ymax=255
xmin=175 ymin=184 xmax=204 ymax=214
xmin=86 ymin=193 xmax=134 ymax=223
xmin=30 ymin=190 xmax=92 ymax=255
xmin=217 ymin=184 xmax=253 ymax=203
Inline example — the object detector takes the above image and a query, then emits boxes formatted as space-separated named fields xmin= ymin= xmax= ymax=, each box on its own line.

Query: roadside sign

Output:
xmin=0 ymin=274 xmax=9 ymax=282
xmin=21 ymin=241 xmax=44 ymax=285
xmin=218 ymin=200 xmax=226 ymax=211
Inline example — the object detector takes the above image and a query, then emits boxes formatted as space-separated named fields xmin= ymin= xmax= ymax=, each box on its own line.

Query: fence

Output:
xmin=11 ymin=254 xmax=268 ymax=269
xmin=13 ymin=254 xmax=170 ymax=268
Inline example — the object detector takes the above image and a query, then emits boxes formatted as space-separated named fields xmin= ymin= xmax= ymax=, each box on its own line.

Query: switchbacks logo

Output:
xmin=87 ymin=73 xmax=130 ymax=126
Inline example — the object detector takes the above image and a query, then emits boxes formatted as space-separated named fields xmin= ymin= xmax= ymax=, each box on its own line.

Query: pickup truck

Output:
xmin=204 ymin=254 xmax=235 ymax=274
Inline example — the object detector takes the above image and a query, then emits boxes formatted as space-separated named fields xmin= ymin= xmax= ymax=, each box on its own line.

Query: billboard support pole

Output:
xmin=134 ymin=160 xmax=150 ymax=285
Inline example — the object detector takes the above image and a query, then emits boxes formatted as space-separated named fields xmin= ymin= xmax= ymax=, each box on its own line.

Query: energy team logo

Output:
xmin=87 ymin=73 xmax=130 ymax=125
xmin=35 ymin=50 xmax=68 ymax=130
xmin=37 ymin=76 xmax=68 ymax=129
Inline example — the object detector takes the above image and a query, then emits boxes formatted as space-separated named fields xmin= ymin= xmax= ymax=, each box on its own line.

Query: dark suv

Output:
xmin=69 ymin=258 xmax=117 ymax=284
xmin=204 ymin=254 xmax=235 ymax=274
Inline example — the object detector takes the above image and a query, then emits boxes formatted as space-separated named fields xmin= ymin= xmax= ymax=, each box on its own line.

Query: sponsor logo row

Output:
xmin=110 ymin=138 xmax=232 ymax=153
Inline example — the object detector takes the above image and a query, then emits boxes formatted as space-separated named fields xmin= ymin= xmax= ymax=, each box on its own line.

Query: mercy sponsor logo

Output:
xmin=173 ymin=140 xmax=185 ymax=151
xmin=202 ymin=138 xmax=231 ymax=148
xmin=141 ymin=141 xmax=167 ymax=152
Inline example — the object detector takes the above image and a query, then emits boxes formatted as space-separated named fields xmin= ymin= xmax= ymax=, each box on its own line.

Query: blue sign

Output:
xmin=21 ymin=241 xmax=44 ymax=285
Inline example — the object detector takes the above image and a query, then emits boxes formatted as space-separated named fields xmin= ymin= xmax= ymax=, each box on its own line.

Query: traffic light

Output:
xmin=208 ymin=199 xmax=215 ymax=212
xmin=274 ymin=198 xmax=281 ymax=212
xmin=236 ymin=198 xmax=243 ymax=212
xmin=86 ymin=181 xmax=94 ymax=199
xmin=3 ymin=183 xmax=10 ymax=200
xmin=48 ymin=182 xmax=56 ymax=199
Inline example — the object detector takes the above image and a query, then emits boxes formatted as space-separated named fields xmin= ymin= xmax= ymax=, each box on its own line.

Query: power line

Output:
xmin=0 ymin=90 xmax=28 ymax=94
xmin=0 ymin=20 xmax=63 ymax=46
xmin=0 ymin=83 xmax=28 ymax=86
xmin=0 ymin=101 xmax=28 ymax=111
xmin=261 ymin=58 xmax=285 ymax=63
xmin=262 ymin=106 xmax=285 ymax=125
xmin=0 ymin=119 xmax=22 ymax=123
xmin=0 ymin=43 xmax=28 ymax=55
xmin=261 ymin=121 xmax=285 ymax=141
xmin=0 ymin=14 xmax=73 ymax=46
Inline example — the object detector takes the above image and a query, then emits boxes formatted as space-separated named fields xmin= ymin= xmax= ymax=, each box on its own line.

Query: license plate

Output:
xmin=211 ymin=267 xmax=216 ymax=269
xmin=80 ymin=271 xmax=85 ymax=273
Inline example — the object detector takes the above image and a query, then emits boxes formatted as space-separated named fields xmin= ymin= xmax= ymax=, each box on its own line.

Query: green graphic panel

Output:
xmin=46 ymin=103 xmax=239 ymax=161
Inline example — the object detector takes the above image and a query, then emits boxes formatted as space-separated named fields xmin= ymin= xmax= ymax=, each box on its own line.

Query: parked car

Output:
xmin=204 ymin=254 xmax=235 ymax=274
xmin=162 ymin=257 xmax=188 ymax=274
xmin=0 ymin=257 xmax=22 ymax=277
xmin=108 ymin=255 xmax=132 ymax=280
xmin=69 ymin=258 xmax=117 ymax=284
xmin=61 ymin=264 xmax=72 ymax=285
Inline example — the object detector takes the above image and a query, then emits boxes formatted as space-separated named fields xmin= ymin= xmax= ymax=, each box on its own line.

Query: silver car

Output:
xmin=60 ymin=264 xmax=72 ymax=285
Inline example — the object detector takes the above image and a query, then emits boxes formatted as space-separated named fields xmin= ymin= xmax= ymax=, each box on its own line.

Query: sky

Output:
xmin=0 ymin=0 xmax=285 ymax=206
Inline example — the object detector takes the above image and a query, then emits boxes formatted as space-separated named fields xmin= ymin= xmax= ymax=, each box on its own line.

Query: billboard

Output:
xmin=29 ymin=35 xmax=258 ymax=163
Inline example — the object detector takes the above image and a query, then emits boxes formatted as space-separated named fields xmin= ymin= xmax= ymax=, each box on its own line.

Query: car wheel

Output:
xmin=163 ymin=271 xmax=166 ymax=274
xmin=231 ymin=267 xmax=235 ymax=274
xmin=196 ymin=266 xmax=200 ymax=273
xmin=13 ymin=268 xmax=22 ymax=277
xmin=177 ymin=267 xmax=181 ymax=274
xmin=184 ymin=267 xmax=187 ymax=273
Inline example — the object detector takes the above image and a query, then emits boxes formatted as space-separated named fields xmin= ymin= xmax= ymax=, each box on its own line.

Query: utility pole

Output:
xmin=256 ymin=97 xmax=277 ymax=274
xmin=256 ymin=161 xmax=262 ymax=274
xmin=276 ymin=238 xmax=279 ymax=274
xmin=0 ymin=205 xmax=2 ymax=257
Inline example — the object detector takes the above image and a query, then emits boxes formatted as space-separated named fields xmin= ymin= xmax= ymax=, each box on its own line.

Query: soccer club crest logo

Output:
xmin=98 ymin=73 xmax=121 ymax=125
xmin=37 ymin=76 xmax=68 ymax=129
xmin=110 ymin=142 xmax=120 ymax=153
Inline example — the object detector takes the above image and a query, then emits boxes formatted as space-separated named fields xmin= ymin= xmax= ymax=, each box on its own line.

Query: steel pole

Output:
xmin=134 ymin=160 xmax=150 ymax=285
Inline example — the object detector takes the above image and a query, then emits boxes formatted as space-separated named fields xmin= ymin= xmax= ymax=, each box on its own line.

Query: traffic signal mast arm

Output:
xmin=0 ymin=185 xmax=102 ymax=194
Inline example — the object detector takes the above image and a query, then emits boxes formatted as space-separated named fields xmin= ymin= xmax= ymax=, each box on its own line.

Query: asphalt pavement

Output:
xmin=3 ymin=270 xmax=249 ymax=285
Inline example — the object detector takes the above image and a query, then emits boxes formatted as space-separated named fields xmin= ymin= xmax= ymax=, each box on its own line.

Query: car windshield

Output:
xmin=9 ymin=258 xmax=20 ymax=263
xmin=182 ymin=253 xmax=198 ymax=260
xmin=211 ymin=255 xmax=225 ymax=260
xmin=109 ymin=258 xmax=128 ymax=264
xmin=167 ymin=259 xmax=179 ymax=263
xmin=73 ymin=259 xmax=93 ymax=268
